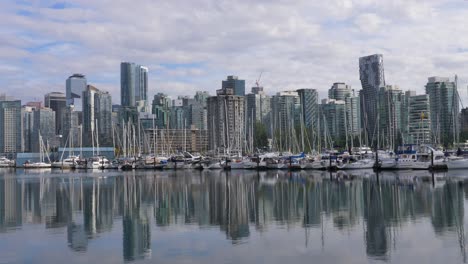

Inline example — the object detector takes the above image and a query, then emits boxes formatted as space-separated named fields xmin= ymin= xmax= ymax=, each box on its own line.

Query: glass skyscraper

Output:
xmin=66 ymin=74 xmax=87 ymax=111
xmin=121 ymin=62 xmax=148 ymax=112
xmin=222 ymin=76 xmax=245 ymax=96
xmin=359 ymin=54 xmax=385 ymax=146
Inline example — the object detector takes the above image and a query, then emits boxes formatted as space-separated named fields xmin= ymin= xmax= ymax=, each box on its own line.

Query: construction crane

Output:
xmin=255 ymin=71 xmax=263 ymax=87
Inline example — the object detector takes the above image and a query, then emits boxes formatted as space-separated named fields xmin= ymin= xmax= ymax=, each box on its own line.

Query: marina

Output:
xmin=0 ymin=169 xmax=468 ymax=263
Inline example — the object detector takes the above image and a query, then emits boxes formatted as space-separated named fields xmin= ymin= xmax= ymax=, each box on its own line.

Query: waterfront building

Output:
xmin=61 ymin=105 xmax=81 ymax=148
xmin=320 ymin=99 xmax=346 ymax=147
xmin=144 ymin=127 xmax=208 ymax=154
xmin=425 ymin=76 xmax=459 ymax=146
xmin=82 ymin=85 xmax=112 ymax=147
xmin=151 ymin=93 xmax=171 ymax=129
xmin=246 ymin=86 xmax=271 ymax=125
xmin=377 ymin=85 xmax=405 ymax=149
xmin=359 ymin=54 xmax=386 ymax=146
xmin=297 ymin=88 xmax=318 ymax=130
xmin=222 ymin=76 xmax=245 ymax=96
xmin=31 ymin=107 xmax=56 ymax=152
xmin=121 ymin=62 xmax=149 ymax=112
xmin=207 ymin=87 xmax=245 ymax=153
xmin=66 ymin=74 xmax=87 ymax=111
xmin=0 ymin=98 xmax=22 ymax=157
xmin=44 ymin=92 xmax=66 ymax=135
xmin=270 ymin=91 xmax=300 ymax=151
xmin=408 ymin=94 xmax=431 ymax=144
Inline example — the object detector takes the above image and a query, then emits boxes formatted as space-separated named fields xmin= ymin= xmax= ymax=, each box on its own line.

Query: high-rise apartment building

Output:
xmin=82 ymin=85 xmax=112 ymax=147
xmin=222 ymin=76 xmax=245 ymax=96
xmin=151 ymin=93 xmax=171 ymax=129
xmin=44 ymin=92 xmax=66 ymax=135
xmin=66 ymin=74 xmax=87 ymax=111
xmin=378 ymin=85 xmax=405 ymax=149
xmin=297 ymin=88 xmax=318 ymax=129
xmin=408 ymin=94 xmax=431 ymax=144
xmin=207 ymin=87 xmax=245 ymax=152
xmin=320 ymin=99 xmax=346 ymax=146
xmin=425 ymin=76 xmax=459 ymax=146
xmin=121 ymin=62 xmax=148 ymax=112
xmin=0 ymin=98 xmax=22 ymax=156
xmin=31 ymin=107 xmax=56 ymax=152
xmin=271 ymin=91 xmax=300 ymax=151
xmin=359 ymin=54 xmax=385 ymax=146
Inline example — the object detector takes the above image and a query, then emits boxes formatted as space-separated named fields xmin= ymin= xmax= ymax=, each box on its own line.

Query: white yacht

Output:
xmin=445 ymin=156 xmax=468 ymax=169
xmin=51 ymin=155 xmax=79 ymax=169
xmin=0 ymin=156 xmax=14 ymax=168
xmin=379 ymin=145 xmax=444 ymax=170
xmin=86 ymin=156 xmax=110 ymax=170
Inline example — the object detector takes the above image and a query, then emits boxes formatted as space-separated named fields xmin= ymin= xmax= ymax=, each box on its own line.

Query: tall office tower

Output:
xmin=0 ymin=98 xmax=22 ymax=156
xmin=425 ymin=76 xmax=459 ymax=146
xmin=45 ymin=92 xmax=66 ymax=135
xmin=359 ymin=54 xmax=385 ymax=145
xmin=22 ymin=106 xmax=35 ymax=152
xmin=207 ymin=87 xmax=245 ymax=152
xmin=270 ymin=91 xmax=300 ymax=151
xmin=121 ymin=62 xmax=149 ymax=112
xmin=408 ymin=94 xmax=431 ymax=144
xmin=61 ymin=105 xmax=81 ymax=148
xmin=377 ymin=85 xmax=405 ymax=149
xmin=461 ymin=108 xmax=468 ymax=139
xmin=222 ymin=76 xmax=245 ymax=96
xmin=66 ymin=74 xmax=87 ymax=111
xmin=151 ymin=93 xmax=171 ymax=128
xmin=82 ymin=85 xmax=112 ymax=147
xmin=31 ymin=107 xmax=56 ymax=152
xmin=297 ymin=88 xmax=318 ymax=129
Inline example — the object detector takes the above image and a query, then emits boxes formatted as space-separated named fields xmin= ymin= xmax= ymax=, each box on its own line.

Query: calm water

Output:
xmin=0 ymin=169 xmax=468 ymax=263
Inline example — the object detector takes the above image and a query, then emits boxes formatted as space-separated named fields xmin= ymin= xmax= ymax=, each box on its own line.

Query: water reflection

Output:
xmin=0 ymin=169 xmax=467 ymax=262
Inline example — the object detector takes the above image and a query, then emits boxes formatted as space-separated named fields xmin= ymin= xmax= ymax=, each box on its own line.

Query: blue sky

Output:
xmin=1 ymin=0 xmax=468 ymax=105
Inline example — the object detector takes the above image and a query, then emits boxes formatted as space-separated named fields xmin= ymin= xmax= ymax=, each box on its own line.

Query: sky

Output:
xmin=1 ymin=0 xmax=468 ymax=105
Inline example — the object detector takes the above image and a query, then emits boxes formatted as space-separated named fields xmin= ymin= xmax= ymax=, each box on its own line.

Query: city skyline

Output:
xmin=2 ymin=1 xmax=468 ymax=104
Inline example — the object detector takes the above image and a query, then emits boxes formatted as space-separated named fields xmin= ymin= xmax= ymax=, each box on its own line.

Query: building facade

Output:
xmin=44 ymin=92 xmax=66 ymax=135
xmin=359 ymin=54 xmax=386 ymax=146
xmin=425 ymin=77 xmax=459 ymax=146
xmin=66 ymin=74 xmax=87 ymax=111
xmin=297 ymin=88 xmax=318 ymax=130
xmin=82 ymin=85 xmax=113 ymax=147
xmin=378 ymin=85 xmax=405 ymax=149
xmin=222 ymin=76 xmax=245 ymax=96
xmin=271 ymin=91 xmax=300 ymax=151
xmin=31 ymin=107 xmax=56 ymax=153
xmin=0 ymin=99 xmax=22 ymax=156
xmin=408 ymin=94 xmax=431 ymax=144
xmin=207 ymin=87 xmax=245 ymax=153
xmin=121 ymin=62 xmax=148 ymax=112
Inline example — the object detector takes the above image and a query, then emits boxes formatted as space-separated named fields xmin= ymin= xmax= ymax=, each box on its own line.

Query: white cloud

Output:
xmin=1 ymin=0 xmax=468 ymax=105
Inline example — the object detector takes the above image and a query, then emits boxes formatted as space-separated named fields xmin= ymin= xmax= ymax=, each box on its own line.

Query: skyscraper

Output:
xmin=45 ymin=92 xmax=66 ymax=135
xmin=31 ymin=107 xmax=56 ymax=152
xmin=359 ymin=54 xmax=385 ymax=145
xmin=82 ymin=85 xmax=112 ymax=147
xmin=121 ymin=62 xmax=148 ymax=112
xmin=425 ymin=76 xmax=459 ymax=146
xmin=271 ymin=91 xmax=300 ymax=151
xmin=297 ymin=88 xmax=318 ymax=129
xmin=151 ymin=93 xmax=171 ymax=129
xmin=222 ymin=76 xmax=245 ymax=96
xmin=207 ymin=87 xmax=245 ymax=152
xmin=0 ymin=98 xmax=22 ymax=156
xmin=408 ymin=94 xmax=431 ymax=144
xmin=66 ymin=74 xmax=87 ymax=111
xmin=378 ymin=85 xmax=404 ymax=149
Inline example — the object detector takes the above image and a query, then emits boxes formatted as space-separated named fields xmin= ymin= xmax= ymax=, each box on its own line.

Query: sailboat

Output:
xmin=51 ymin=131 xmax=78 ymax=169
xmin=24 ymin=132 xmax=52 ymax=169
xmin=0 ymin=156 xmax=15 ymax=168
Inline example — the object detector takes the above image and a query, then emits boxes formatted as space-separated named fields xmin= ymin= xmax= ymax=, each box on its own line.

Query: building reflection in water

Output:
xmin=0 ymin=169 xmax=467 ymax=262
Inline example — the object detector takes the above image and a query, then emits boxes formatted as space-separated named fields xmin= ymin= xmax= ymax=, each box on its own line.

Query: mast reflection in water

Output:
xmin=0 ymin=169 xmax=467 ymax=263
